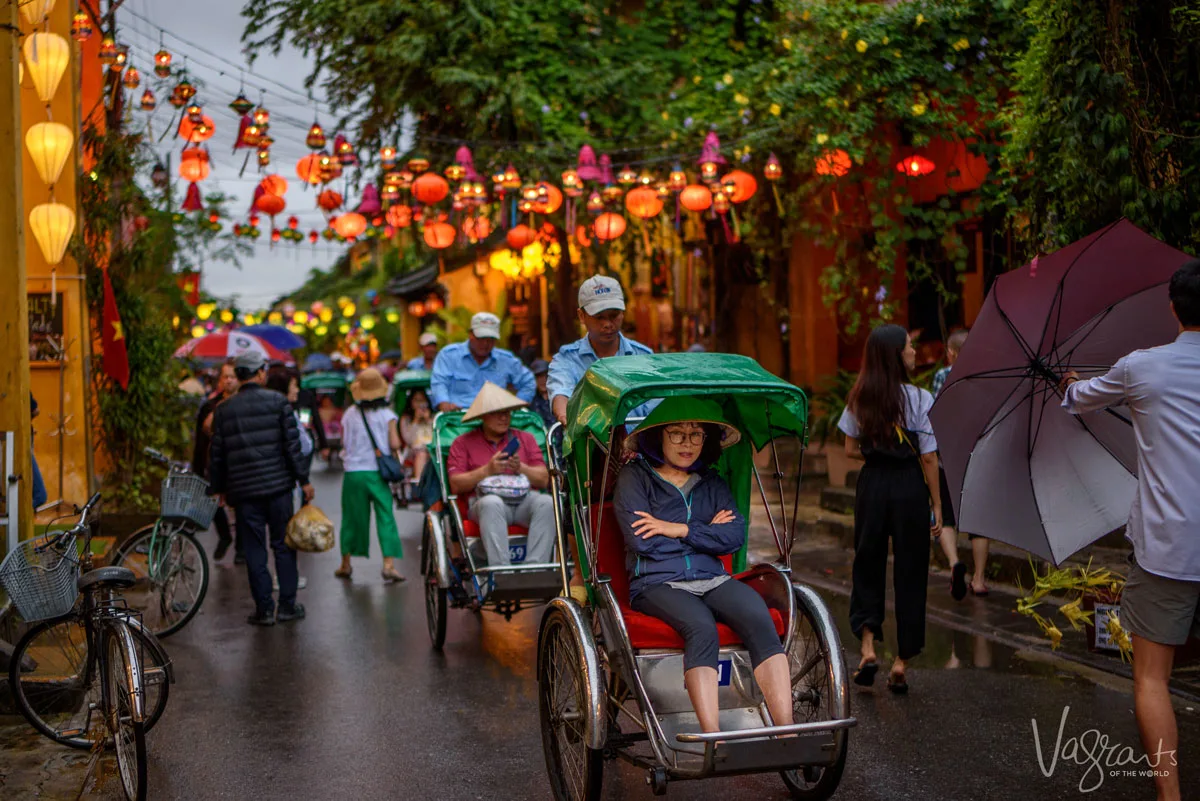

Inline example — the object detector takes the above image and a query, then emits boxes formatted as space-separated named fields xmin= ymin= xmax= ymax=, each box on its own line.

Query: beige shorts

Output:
xmin=1121 ymin=558 xmax=1200 ymax=646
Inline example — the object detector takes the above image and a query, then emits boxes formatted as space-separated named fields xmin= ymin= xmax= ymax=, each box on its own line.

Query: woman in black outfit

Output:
xmin=838 ymin=324 xmax=941 ymax=694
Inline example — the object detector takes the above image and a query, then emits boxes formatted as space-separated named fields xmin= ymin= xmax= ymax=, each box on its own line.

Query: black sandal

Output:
xmin=887 ymin=672 xmax=909 ymax=695
xmin=852 ymin=660 xmax=879 ymax=687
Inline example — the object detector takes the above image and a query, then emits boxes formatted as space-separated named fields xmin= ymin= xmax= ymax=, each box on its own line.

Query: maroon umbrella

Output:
xmin=930 ymin=220 xmax=1189 ymax=564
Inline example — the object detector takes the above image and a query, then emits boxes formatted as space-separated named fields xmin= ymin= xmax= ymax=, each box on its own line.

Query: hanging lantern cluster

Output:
xmin=23 ymin=28 xmax=77 ymax=269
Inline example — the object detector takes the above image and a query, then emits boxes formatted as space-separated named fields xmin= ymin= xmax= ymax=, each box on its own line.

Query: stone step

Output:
xmin=819 ymin=486 xmax=856 ymax=516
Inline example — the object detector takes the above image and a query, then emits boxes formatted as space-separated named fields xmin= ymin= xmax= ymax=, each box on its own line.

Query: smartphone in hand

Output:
xmin=500 ymin=436 xmax=520 ymax=457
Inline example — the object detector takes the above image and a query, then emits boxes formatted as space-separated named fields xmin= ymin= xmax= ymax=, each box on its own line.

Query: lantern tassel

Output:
xmin=728 ymin=206 xmax=741 ymax=243
xmin=675 ymin=195 xmax=681 ymax=231
xmin=238 ymin=150 xmax=251 ymax=178
xmin=720 ymin=212 xmax=733 ymax=244
xmin=51 ymin=269 xmax=57 ymax=308
xmin=772 ymin=184 xmax=784 ymax=217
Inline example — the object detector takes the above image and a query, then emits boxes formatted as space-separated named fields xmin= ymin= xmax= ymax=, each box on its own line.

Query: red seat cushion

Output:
xmin=455 ymin=496 xmax=528 ymax=538
xmin=590 ymin=502 xmax=785 ymax=649
xmin=622 ymin=605 xmax=786 ymax=649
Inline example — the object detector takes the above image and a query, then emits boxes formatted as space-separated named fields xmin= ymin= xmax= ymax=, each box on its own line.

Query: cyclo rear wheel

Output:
xmin=9 ymin=614 xmax=170 ymax=749
xmin=422 ymin=516 xmax=447 ymax=649
xmin=104 ymin=624 xmax=148 ymax=801
xmin=112 ymin=523 xmax=209 ymax=638
xmin=538 ymin=604 xmax=603 ymax=801
xmin=780 ymin=585 xmax=850 ymax=801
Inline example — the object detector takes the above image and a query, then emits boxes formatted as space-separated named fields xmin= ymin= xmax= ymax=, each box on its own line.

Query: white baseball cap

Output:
xmin=418 ymin=332 xmax=438 ymax=347
xmin=470 ymin=312 xmax=501 ymax=339
xmin=578 ymin=275 xmax=626 ymax=316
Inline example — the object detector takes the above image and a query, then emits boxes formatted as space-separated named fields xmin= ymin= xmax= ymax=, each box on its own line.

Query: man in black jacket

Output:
xmin=193 ymin=359 xmax=242 ymax=563
xmin=209 ymin=351 xmax=314 ymax=626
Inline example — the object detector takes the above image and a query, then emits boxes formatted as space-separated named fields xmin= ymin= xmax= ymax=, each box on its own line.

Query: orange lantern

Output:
xmin=178 ymin=147 xmax=210 ymax=182
xmin=532 ymin=182 xmax=563 ymax=214
xmin=296 ymin=154 xmax=323 ymax=185
xmin=259 ymin=174 xmax=288 ymax=196
xmin=423 ymin=221 xmax=456 ymax=249
xmin=254 ymin=193 xmax=286 ymax=218
xmin=334 ymin=212 xmax=367 ymax=239
xmin=720 ymin=170 xmax=758 ymax=203
xmin=896 ymin=154 xmax=936 ymax=177
xmin=412 ymin=173 xmax=450 ymax=204
xmin=462 ymin=215 xmax=492 ymax=240
xmin=624 ymin=186 xmax=663 ymax=219
xmin=506 ymin=224 xmax=536 ymax=250
xmin=679 ymin=184 xmax=713 ymax=212
xmin=815 ymin=149 xmax=852 ymax=177
xmin=594 ymin=212 xmax=626 ymax=241
xmin=317 ymin=189 xmax=343 ymax=212
xmin=178 ymin=114 xmax=215 ymax=143
xmin=386 ymin=205 xmax=412 ymax=228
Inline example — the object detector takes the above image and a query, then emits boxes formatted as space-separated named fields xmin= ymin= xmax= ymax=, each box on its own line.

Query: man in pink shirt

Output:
xmin=447 ymin=383 xmax=556 ymax=567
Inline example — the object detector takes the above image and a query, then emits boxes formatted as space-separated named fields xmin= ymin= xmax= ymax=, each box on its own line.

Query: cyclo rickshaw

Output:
xmin=300 ymin=371 xmax=350 ymax=466
xmin=390 ymin=369 xmax=432 ymax=505
xmin=421 ymin=407 xmax=570 ymax=649
xmin=537 ymin=353 xmax=854 ymax=800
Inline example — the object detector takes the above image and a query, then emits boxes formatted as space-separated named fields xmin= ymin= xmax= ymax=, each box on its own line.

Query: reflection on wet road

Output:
xmin=133 ymin=463 xmax=1197 ymax=801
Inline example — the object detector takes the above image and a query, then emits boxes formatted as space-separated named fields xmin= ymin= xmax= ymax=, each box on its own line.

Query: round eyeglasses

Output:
xmin=665 ymin=429 xmax=707 ymax=446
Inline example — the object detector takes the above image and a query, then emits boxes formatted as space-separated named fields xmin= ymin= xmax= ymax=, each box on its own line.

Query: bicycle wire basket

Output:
xmin=0 ymin=531 xmax=81 ymax=622
xmin=161 ymin=471 xmax=219 ymax=530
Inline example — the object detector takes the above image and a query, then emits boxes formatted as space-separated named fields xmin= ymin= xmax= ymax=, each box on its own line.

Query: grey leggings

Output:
xmin=631 ymin=579 xmax=785 ymax=671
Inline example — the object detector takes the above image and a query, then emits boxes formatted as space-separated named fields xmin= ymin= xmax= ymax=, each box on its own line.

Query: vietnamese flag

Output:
xmin=101 ymin=267 xmax=130 ymax=390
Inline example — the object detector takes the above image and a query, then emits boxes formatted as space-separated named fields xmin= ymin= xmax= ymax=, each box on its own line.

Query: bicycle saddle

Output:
xmin=78 ymin=566 xmax=137 ymax=591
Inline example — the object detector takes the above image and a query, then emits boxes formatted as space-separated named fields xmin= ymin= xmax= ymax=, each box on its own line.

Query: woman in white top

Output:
xmin=336 ymin=368 xmax=405 ymax=582
xmin=837 ymin=324 xmax=941 ymax=695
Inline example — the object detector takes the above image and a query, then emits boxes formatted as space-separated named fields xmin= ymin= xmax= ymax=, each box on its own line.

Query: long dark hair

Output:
xmin=846 ymin=324 xmax=910 ymax=448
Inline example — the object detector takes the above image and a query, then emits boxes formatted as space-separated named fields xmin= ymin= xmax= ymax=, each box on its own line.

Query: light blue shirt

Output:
xmin=548 ymin=334 xmax=654 ymax=405
xmin=406 ymin=355 xmax=433 ymax=372
xmin=429 ymin=341 xmax=535 ymax=409
xmin=1063 ymin=331 xmax=1200 ymax=581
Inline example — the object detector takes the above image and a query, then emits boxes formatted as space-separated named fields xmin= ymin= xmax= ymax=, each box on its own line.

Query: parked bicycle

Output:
xmin=109 ymin=448 xmax=214 ymax=637
xmin=2 ymin=493 xmax=174 ymax=801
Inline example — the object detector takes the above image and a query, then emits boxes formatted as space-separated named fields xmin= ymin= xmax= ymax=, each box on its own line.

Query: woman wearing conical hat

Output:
xmin=446 ymin=382 xmax=557 ymax=569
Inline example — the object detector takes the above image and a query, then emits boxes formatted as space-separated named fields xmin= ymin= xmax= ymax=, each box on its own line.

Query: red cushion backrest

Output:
xmin=455 ymin=494 xmax=469 ymax=519
xmin=592 ymin=501 xmax=734 ymax=607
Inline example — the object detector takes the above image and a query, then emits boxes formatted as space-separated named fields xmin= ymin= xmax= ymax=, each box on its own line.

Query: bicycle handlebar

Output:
xmin=144 ymin=447 xmax=191 ymax=473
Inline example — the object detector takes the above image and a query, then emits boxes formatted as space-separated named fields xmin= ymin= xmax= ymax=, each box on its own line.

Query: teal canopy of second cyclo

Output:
xmin=563 ymin=353 xmax=808 ymax=455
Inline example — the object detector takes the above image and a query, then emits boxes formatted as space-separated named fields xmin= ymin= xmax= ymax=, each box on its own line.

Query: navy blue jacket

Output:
xmin=613 ymin=458 xmax=745 ymax=601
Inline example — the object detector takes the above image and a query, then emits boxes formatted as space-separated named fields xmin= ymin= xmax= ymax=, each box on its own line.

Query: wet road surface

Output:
xmin=29 ymin=461 xmax=1200 ymax=800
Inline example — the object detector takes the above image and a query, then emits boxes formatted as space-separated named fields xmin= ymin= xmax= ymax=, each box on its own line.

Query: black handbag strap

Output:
xmin=358 ymin=404 xmax=386 ymax=457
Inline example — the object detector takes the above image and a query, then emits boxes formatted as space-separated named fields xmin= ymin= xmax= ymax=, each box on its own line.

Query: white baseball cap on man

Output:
xmin=578 ymin=276 xmax=626 ymax=316
xmin=470 ymin=312 xmax=502 ymax=339
xmin=418 ymin=332 xmax=438 ymax=347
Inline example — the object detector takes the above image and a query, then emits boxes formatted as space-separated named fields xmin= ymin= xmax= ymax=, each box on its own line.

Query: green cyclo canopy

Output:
xmin=563 ymin=353 xmax=807 ymax=454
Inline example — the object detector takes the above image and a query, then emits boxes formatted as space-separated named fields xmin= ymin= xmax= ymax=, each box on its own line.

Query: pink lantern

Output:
xmin=577 ymin=145 xmax=602 ymax=182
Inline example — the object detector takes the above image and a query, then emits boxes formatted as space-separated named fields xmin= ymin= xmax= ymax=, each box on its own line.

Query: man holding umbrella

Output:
xmin=1061 ymin=259 xmax=1200 ymax=801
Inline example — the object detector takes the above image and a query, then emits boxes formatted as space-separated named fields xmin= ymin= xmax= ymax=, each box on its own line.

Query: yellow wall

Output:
xmin=21 ymin=1 xmax=92 ymax=513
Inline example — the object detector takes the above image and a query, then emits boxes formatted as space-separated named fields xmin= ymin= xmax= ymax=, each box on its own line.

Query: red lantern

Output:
xmin=679 ymin=184 xmax=713 ymax=212
xmin=140 ymin=89 xmax=156 ymax=112
xmin=287 ymin=215 xmax=299 ymax=230
xmin=624 ymin=186 xmax=663 ymax=219
xmin=296 ymin=154 xmax=323 ymax=185
xmin=896 ymin=154 xmax=936 ymax=177
xmin=412 ymin=173 xmax=450 ymax=205
xmin=178 ymin=115 xmax=215 ymax=143
xmin=259 ymin=174 xmax=288 ymax=197
xmin=254 ymin=193 xmax=286 ymax=218
xmin=425 ymin=295 xmax=444 ymax=313
xmin=408 ymin=301 xmax=426 ymax=317
xmin=506 ymin=224 xmax=537 ymax=250
xmin=154 ymin=49 xmax=171 ymax=78
xmin=815 ymin=149 xmax=852 ymax=177
xmin=720 ymin=170 xmax=758 ymax=203
xmin=271 ymin=229 xmax=282 ymax=243
xmin=334 ymin=212 xmax=367 ymax=239
xmin=306 ymin=122 xmax=326 ymax=150
xmin=423 ymin=221 xmax=456 ymax=250
xmin=764 ymin=153 xmax=782 ymax=182
xmin=712 ymin=190 xmax=731 ymax=215
xmin=532 ymin=182 xmax=563 ymax=215
xmin=317 ymin=189 xmax=343 ymax=212
xmin=179 ymin=148 xmax=210 ymax=183
xmin=386 ymin=205 xmax=412 ymax=228
xmin=208 ymin=211 xmax=220 ymax=224
xmin=309 ymin=230 xmax=319 ymax=244
xmin=594 ymin=213 xmax=626 ymax=241
xmin=462 ymin=215 xmax=492 ymax=240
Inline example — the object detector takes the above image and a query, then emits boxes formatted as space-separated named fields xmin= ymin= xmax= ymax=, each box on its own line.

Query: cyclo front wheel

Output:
xmin=780 ymin=584 xmax=850 ymax=801
xmin=8 ymin=615 xmax=170 ymax=749
xmin=104 ymin=624 xmax=148 ymax=801
xmin=422 ymin=516 xmax=447 ymax=650
xmin=538 ymin=604 xmax=603 ymax=801
xmin=112 ymin=523 xmax=209 ymax=637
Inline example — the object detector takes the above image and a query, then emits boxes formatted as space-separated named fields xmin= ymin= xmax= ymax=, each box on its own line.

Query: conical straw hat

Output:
xmin=462 ymin=381 xmax=527 ymax=422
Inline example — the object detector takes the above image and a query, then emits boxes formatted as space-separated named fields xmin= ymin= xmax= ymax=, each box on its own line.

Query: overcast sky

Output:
xmin=124 ymin=0 xmax=367 ymax=310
